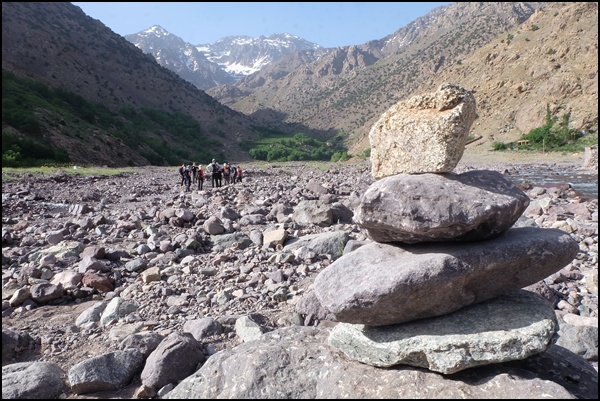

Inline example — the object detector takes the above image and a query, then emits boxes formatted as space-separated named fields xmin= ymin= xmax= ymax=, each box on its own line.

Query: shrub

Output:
xmin=1 ymin=131 xmax=70 ymax=166
xmin=519 ymin=106 xmax=586 ymax=151
xmin=3 ymin=109 xmax=42 ymax=135
xmin=492 ymin=141 xmax=508 ymax=151
xmin=2 ymin=148 xmax=21 ymax=167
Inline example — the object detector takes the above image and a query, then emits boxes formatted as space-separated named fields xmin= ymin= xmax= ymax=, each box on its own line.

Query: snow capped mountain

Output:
xmin=197 ymin=33 xmax=321 ymax=78
xmin=124 ymin=25 xmax=235 ymax=90
xmin=125 ymin=27 xmax=321 ymax=90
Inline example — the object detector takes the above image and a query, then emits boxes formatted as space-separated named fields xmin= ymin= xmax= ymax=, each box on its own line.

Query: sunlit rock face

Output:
xmin=369 ymin=83 xmax=477 ymax=179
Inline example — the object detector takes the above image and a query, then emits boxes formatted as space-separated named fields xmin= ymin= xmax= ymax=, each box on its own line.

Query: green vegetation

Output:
xmin=492 ymin=105 xmax=598 ymax=153
xmin=3 ymin=132 xmax=70 ymax=167
xmin=492 ymin=141 xmax=508 ymax=151
xmin=2 ymin=69 xmax=222 ymax=167
xmin=330 ymin=151 xmax=351 ymax=162
xmin=111 ymin=107 xmax=218 ymax=165
xmin=241 ymin=129 xmax=351 ymax=162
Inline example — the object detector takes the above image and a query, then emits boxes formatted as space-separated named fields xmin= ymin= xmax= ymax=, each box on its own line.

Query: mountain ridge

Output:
xmin=125 ymin=28 xmax=323 ymax=90
xmin=413 ymin=1 xmax=598 ymax=158
xmin=207 ymin=2 xmax=567 ymax=152
xmin=2 ymin=2 xmax=597 ymax=167
xmin=2 ymin=2 xmax=269 ymax=165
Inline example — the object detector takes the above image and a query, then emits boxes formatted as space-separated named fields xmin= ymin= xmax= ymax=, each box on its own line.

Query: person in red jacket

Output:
xmin=236 ymin=166 xmax=243 ymax=183
xmin=223 ymin=162 xmax=231 ymax=185
xmin=197 ymin=165 xmax=205 ymax=190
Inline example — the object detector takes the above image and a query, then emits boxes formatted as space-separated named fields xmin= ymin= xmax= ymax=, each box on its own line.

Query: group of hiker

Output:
xmin=178 ymin=159 xmax=243 ymax=192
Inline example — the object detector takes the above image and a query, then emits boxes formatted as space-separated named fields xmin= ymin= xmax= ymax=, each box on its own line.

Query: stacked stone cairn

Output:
xmin=312 ymin=83 xmax=580 ymax=374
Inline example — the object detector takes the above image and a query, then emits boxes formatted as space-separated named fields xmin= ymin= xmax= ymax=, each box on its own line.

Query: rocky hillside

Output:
xmin=2 ymin=2 xmax=597 ymax=166
xmin=124 ymin=25 xmax=237 ymax=91
xmin=124 ymin=28 xmax=323 ymax=90
xmin=206 ymin=2 xmax=597 ymax=158
xmin=207 ymin=2 xmax=548 ymax=144
xmin=383 ymin=1 xmax=599 ymax=158
xmin=1 ymin=2 xmax=261 ymax=165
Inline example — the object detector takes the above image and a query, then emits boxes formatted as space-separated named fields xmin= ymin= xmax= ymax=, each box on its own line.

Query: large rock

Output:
xmin=354 ymin=170 xmax=530 ymax=243
xmin=581 ymin=146 xmax=598 ymax=172
xmin=283 ymin=230 xmax=349 ymax=261
xmin=68 ymin=349 xmax=144 ymax=395
xmin=328 ymin=290 xmax=558 ymax=374
xmin=2 ymin=361 xmax=66 ymax=399
xmin=369 ymin=83 xmax=477 ymax=178
xmin=2 ymin=329 xmax=35 ymax=365
xmin=314 ymin=227 xmax=579 ymax=326
xmin=210 ymin=232 xmax=253 ymax=251
xmin=555 ymin=312 xmax=599 ymax=361
xmin=164 ymin=326 xmax=595 ymax=399
xmin=27 ymin=240 xmax=86 ymax=263
xmin=292 ymin=200 xmax=333 ymax=227
xmin=140 ymin=332 xmax=205 ymax=391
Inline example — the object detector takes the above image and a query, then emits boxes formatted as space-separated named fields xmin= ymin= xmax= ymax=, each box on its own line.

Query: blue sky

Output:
xmin=72 ymin=2 xmax=453 ymax=48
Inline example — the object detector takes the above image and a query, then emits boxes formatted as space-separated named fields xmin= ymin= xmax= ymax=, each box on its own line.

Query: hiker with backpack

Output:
xmin=178 ymin=163 xmax=186 ymax=186
xmin=183 ymin=163 xmax=192 ymax=192
xmin=223 ymin=162 xmax=231 ymax=185
xmin=197 ymin=165 xmax=205 ymax=190
xmin=228 ymin=165 xmax=234 ymax=184
xmin=191 ymin=162 xmax=199 ymax=183
xmin=210 ymin=159 xmax=222 ymax=188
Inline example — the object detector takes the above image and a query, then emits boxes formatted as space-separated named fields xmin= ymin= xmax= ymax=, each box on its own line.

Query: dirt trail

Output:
xmin=460 ymin=148 xmax=585 ymax=165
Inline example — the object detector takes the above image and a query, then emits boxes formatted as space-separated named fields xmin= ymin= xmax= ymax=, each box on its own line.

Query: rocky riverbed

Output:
xmin=2 ymin=158 xmax=598 ymax=399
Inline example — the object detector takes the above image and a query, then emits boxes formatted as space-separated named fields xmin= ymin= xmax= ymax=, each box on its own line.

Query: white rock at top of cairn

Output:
xmin=369 ymin=83 xmax=477 ymax=179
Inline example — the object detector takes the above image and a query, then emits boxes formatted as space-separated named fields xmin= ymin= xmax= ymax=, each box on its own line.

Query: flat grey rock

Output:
xmin=328 ymin=290 xmax=558 ymax=374
xmin=354 ymin=169 xmax=530 ymax=243
xmin=165 ymin=325 xmax=592 ymax=399
xmin=314 ymin=227 xmax=579 ymax=325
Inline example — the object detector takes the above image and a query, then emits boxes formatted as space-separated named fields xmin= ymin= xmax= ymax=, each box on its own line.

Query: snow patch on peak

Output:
xmin=145 ymin=25 xmax=170 ymax=38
